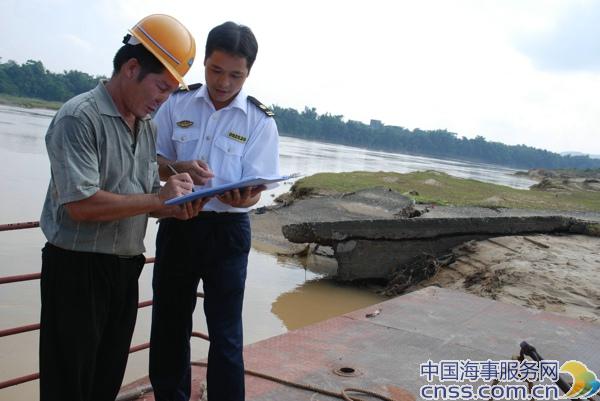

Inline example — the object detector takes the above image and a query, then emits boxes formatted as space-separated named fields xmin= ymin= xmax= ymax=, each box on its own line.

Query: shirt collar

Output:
xmin=93 ymin=80 xmax=151 ymax=121
xmin=195 ymin=84 xmax=248 ymax=114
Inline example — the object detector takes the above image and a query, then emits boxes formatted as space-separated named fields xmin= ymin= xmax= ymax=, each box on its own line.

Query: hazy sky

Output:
xmin=2 ymin=0 xmax=600 ymax=154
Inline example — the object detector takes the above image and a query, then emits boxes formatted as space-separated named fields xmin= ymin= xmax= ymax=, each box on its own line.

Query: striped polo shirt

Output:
xmin=40 ymin=81 xmax=161 ymax=255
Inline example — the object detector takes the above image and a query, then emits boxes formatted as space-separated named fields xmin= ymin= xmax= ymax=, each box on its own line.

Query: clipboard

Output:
xmin=164 ymin=174 xmax=299 ymax=206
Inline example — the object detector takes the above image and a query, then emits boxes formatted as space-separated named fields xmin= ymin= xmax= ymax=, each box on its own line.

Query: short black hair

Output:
xmin=205 ymin=22 xmax=258 ymax=71
xmin=112 ymin=42 xmax=165 ymax=82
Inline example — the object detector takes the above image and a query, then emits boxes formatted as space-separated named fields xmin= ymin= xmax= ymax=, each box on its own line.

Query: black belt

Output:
xmin=117 ymin=254 xmax=141 ymax=259
xmin=47 ymin=242 xmax=142 ymax=260
xmin=194 ymin=211 xmax=247 ymax=217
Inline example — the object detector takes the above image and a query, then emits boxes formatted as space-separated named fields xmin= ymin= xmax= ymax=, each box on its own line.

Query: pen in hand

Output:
xmin=167 ymin=164 xmax=195 ymax=192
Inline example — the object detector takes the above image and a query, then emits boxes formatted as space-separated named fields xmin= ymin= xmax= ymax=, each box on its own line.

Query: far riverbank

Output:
xmin=0 ymin=94 xmax=62 ymax=110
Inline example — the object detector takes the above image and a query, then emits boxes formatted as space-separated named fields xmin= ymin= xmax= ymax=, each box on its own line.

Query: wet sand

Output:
xmin=411 ymin=234 xmax=600 ymax=323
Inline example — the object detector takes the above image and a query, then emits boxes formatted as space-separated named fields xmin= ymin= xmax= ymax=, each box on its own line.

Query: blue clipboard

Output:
xmin=164 ymin=174 xmax=299 ymax=206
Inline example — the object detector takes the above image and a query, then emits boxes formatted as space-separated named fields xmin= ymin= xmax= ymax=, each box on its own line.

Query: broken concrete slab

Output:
xmin=281 ymin=216 xmax=596 ymax=281
xmin=251 ymin=187 xmax=414 ymax=255
xmin=282 ymin=216 xmax=576 ymax=244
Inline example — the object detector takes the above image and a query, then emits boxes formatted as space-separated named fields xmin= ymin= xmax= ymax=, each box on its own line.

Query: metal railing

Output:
xmin=0 ymin=220 xmax=209 ymax=391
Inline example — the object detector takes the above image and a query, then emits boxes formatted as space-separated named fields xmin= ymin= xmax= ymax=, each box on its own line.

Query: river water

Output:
xmin=0 ymin=105 xmax=536 ymax=400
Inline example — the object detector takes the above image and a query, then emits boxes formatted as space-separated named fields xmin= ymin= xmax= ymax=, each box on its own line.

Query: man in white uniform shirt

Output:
xmin=149 ymin=21 xmax=279 ymax=401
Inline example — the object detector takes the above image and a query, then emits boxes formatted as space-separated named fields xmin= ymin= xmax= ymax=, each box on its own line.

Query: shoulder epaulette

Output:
xmin=247 ymin=96 xmax=275 ymax=117
xmin=175 ymin=83 xmax=202 ymax=93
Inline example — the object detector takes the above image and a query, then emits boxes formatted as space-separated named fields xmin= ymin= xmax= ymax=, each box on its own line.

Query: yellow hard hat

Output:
xmin=129 ymin=14 xmax=196 ymax=89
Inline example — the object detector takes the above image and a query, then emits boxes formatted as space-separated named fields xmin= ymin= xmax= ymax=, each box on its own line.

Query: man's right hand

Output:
xmin=158 ymin=173 xmax=195 ymax=203
xmin=170 ymin=160 xmax=214 ymax=185
xmin=167 ymin=196 xmax=210 ymax=220
xmin=151 ymin=174 xmax=211 ymax=220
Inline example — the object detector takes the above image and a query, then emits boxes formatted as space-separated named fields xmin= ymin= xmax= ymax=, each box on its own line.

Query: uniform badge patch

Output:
xmin=227 ymin=131 xmax=247 ymax=143
xmin=176 ymin=120 xmax=194 ymax=128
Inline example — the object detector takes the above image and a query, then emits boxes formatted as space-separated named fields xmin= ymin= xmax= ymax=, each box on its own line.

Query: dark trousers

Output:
xmin=39 ymin=243 xmax=144 ymax=401
xmin=149 ymin=212 xmax=250 ymax=401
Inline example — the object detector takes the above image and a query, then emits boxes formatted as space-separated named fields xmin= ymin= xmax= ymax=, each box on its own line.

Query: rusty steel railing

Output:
xmin=0 ymin=221 xmax=40 ymax=232
xmin=0 ymin=221 xmax=208 ymax=391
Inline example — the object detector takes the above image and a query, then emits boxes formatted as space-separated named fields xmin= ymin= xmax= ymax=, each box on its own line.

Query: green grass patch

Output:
xmin=0 ymin=94 xmax=62 ymax=110
xmin=293 ymin=170 xmax=600 ymax=212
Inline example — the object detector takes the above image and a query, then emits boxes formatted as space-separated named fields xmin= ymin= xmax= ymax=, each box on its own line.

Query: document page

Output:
xmin=165 ymin=174 xmax=299 ymax=206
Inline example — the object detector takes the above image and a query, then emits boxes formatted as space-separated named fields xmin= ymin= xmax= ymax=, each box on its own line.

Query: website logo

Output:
xmin=418 ymin=358 xmax=600 ymax=400
xmin=560 ymin=360 xmax=600 ymax=399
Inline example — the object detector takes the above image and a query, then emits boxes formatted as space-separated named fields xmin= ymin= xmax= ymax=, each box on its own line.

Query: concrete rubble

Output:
xmin=282 ymin=215 xmax=599 ymax=281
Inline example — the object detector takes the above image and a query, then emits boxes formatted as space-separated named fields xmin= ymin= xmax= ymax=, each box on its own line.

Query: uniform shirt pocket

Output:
xmin=172 ymin=128 xmax=201 ymax=160
xmin=214 ymin=135 xmax=245 ymax=156
xmin=212 ymin=135 xmax=245 ymax=181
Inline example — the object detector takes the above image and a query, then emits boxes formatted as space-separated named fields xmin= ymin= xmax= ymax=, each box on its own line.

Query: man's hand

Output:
xmin=152 ymin=175 xmax=211 ymax=220
xmin=158 ymin=173 xmax=194 ymax=203
xmin=171 ymin=160 xmax=214 ymax=185
xmin=167 ymin=197 xmax=211 ymax=220
xmin=217 ymin=185 xmax=267 ymax=208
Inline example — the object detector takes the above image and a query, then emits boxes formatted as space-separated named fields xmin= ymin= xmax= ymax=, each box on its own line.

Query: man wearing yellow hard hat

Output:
xmin=39 ymin=14 xmax=208 ymax=401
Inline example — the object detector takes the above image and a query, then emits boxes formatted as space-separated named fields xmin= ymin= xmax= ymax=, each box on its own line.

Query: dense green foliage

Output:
xmin=1 ymin=58 xmax=598 ymax=170
xmin=0 ymin=59 xmax=104 ymax=102
xmin=272 ymin=106 xmax=600 ymax=169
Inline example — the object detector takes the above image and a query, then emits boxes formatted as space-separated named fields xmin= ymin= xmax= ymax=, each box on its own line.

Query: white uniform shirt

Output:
xmin=154 ymin=84 xmax=280 ymax=212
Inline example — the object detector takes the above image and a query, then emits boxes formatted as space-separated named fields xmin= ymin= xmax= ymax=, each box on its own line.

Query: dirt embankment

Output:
xmin=408 ymin=234 xmax=600 ymax=324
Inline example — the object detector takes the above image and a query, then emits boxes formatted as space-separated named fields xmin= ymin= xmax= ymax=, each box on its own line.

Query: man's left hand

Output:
xmin=217 ymin=185 xmax=266 ymax=208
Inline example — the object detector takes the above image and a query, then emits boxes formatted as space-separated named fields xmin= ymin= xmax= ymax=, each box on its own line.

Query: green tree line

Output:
xmin=273 ymin=106 xmax=600 ymax=169
xmin=1 ymin=58 xmax=598 ymax=169
xmin=0 ymin=58 xmax=105 ymax=102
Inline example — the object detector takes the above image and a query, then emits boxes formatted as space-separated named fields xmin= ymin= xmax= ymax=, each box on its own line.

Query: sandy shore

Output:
xmin=409 ymin=234 xmax=600 ymax=323
xmin=250 ymin=188 xmax=600 ymax=324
